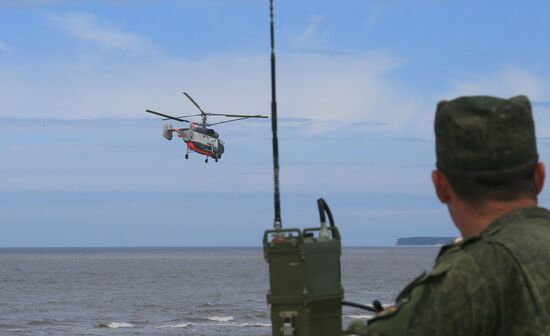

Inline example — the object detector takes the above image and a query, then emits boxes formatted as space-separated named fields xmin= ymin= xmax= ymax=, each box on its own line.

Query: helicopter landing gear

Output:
xmin=185 ymin=154 xmax=189 ymax=160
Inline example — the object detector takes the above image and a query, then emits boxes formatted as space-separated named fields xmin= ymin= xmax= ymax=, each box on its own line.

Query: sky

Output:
xmin=1 ymin=0 xmax=550 ymax=247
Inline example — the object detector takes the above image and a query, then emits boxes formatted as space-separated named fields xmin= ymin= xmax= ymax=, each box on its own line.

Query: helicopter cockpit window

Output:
xmin=206 ymin=129 xmax=219 ymax=138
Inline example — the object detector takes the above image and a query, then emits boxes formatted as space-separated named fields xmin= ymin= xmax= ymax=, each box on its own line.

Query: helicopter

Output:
xmin=146 ymin=92 xmax=268 ymax=163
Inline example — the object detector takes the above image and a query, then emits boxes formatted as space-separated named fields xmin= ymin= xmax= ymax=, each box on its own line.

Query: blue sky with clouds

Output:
xmin=1 ymin=0 xmax=550 ymax=247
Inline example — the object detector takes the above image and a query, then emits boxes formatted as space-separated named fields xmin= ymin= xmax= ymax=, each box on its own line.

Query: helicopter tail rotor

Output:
xmin=163 ymin=123 xmax=174 ymax=141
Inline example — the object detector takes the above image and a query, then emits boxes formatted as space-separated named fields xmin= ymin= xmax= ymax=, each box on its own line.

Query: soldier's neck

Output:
xmin=450 ymin=198 xmax=538 ymax=238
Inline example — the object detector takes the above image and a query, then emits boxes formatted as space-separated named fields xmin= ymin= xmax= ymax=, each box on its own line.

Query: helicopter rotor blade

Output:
xmin=183 ymin=92 xmax=207 ymax=115
xmin=205 ymin=113 xmax=269 ymax=119
xmin=204 ymin=116 xmax=262 ymax=126
xmin=145 ymin=109 xmax=190 ymax=123
xmin=162 ymin=113 xmax=202 ymax=120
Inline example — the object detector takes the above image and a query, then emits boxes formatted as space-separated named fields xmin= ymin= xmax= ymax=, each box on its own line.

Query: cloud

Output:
xmin=0 ymin=50 xmax=425 ymax=136
xmin=446 ymin=68 xmax=548 ymax=101
xmin=292 ymin=15 xmax=328 ymax=51
xmin=49 ymin=11 xmax=151 ymax=50
xmin=278 ymin=52 xmax=426 ymax=134
xmin=444 ymin=68 xmax=550 ymax=136
xmin=13 ymin=51 xmax=549 ymax=140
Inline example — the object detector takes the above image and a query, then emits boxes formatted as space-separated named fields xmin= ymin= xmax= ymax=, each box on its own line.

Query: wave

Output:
xmin=239 ymin=322 xmax=271 ymax=327
xmin=0 ymin=323 xmax=19 ymax=328
xmin=157 ymin=322 xmax=194 ymax=329
xmin=95 ymin=319 xmax=272 ymax=331
xmin=202 ymin=321 xmax=271 ymax=328
xmin=156 ymin=320 xmax=271 ymax=329
xmin=207 ymin=316 xmax=234 ymax=322
xmin=97 ymin=322 xmax=134 ymax=328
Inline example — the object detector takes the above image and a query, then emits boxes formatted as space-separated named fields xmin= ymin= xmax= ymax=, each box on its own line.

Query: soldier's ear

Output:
xmin=432 ymin=170 xmax=451 ymax=204
xmin=535 ymin=162 xmax=545 ymax=195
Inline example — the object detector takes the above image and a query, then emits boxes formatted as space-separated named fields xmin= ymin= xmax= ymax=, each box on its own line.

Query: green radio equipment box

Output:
xmin=264 ymin=2 xmax=344 ymax=335
xmin=263 ymin=199 xmax=343 ymax=336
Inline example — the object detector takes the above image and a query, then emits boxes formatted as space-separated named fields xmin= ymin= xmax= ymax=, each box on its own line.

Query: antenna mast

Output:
xmin=270 ymin=0 xmax=282 ymax=230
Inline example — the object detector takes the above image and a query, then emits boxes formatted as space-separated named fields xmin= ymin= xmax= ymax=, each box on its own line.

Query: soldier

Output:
xmin=346 ymin=95 xmax=550 ymax=335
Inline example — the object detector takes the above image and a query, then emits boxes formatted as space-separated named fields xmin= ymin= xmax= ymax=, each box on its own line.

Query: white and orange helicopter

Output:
xmin=146 ymin=92 xmax=268 ymax=163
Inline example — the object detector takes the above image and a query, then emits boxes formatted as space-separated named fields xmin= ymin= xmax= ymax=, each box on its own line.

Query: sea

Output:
xmin=0 ymin=247 xmax=439 ymax=335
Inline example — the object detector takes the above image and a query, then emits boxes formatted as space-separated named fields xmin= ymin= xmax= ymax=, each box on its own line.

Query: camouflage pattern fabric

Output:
xmin=345 ymin=207 xmax=550 ymax=335
xmin=435 ymin=95 xmax=538 ymax=174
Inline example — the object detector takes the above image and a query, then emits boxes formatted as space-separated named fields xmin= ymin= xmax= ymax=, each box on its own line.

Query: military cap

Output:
xmin=435 ymin=95 xmax=538 ymax=173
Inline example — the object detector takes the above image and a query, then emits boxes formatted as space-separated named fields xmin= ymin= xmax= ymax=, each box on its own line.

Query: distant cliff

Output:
xmin=396 ymin=236 xmax=455 ymax=246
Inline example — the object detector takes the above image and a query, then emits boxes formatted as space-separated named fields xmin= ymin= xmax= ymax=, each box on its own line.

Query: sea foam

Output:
xmin=97 ymin=322 xmax=134 ymax=328
xmin=207 ymin=316 xmax=234 ymax=322
xmin=238 ymin=322 xmax=272 ymax=327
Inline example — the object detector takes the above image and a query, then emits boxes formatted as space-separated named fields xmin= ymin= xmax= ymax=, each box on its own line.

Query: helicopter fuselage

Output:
xmin=175 ymin=126 xmax=225 ymax=160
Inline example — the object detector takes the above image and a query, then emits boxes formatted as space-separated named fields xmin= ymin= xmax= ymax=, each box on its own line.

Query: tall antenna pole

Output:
xmin=270 ymin=0 xmax=282 ymax=230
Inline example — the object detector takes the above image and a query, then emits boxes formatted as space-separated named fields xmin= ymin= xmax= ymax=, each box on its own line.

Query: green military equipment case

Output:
xmin=264 ymin=227 xmax=343 ymax=336
xmin=264 ymin=1 xmax=344 ymax=333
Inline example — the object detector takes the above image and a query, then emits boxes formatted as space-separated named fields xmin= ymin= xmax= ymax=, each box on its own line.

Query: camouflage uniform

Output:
xmin=363 ymin=206 xmax=550 ymax=335
xmin=347 ymin=96 xmax=550 ymax=335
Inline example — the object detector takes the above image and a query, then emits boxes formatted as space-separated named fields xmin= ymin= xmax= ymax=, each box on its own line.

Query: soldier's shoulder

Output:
xmin=435 ymin=234 xmax=506 ymax=274
xmin=364 ymin=243 xmax=476 ymax=335
xmin=433 ymin=236 xmax=475 ymax=269
xmin=455 ymin=207 xmax=550 ymax=260
xmin=479 ymin=207 xmax=550 ymax=240
xmin=365 ymin=237 xmax=500 ymax=335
